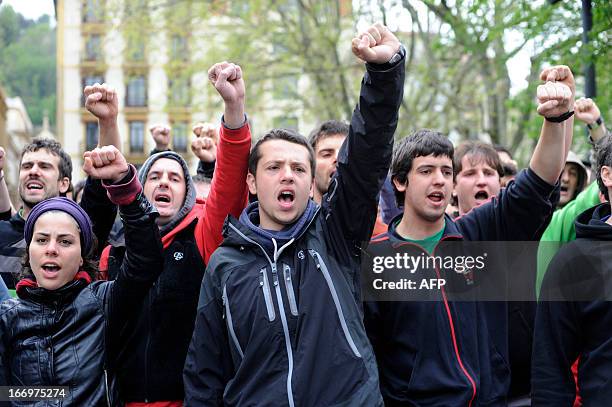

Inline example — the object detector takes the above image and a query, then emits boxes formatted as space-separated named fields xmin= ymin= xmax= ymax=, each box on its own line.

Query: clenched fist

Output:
xmin=191 ymin=136 xmax=217 ymax=163
xmin=84 ymin=83 xmax=118 ymax=122
xmin=351 ymin=23 xmax=401 ymax=64
xmin=574 ymin=97 xmax=601 ymax=125
xmin=536 ymin=66 xmax=575 ymax=119
xmin=83 ymin=146 xmax=129 ymax=183
xmin=150 ymin=124 xmax=171 ymax=150
xmin=208 ymin=62 xmax=245 ymax=105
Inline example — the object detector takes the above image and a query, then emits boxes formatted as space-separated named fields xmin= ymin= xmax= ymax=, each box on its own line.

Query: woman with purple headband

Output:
xmin=0 ymin=146 xmax=163 ymax=406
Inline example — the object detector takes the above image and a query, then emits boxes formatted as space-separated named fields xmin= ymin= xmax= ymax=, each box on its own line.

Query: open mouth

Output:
xmin=154 ymin=193 xmax=171 ymax=204
xmin=474 ymin=190 xmax=489 ymax=200
xmin=427 ymin=191 xmax=444 ymax=203
xmin=560 ymin=186 xmax=568 ymax=193
xmin=42 ymin=263 xmax=60 ymax=273
xmin=278 ymin=190 xmax=295 ymax=204
xmin=26 ymin=181 xmax=44 ymax=191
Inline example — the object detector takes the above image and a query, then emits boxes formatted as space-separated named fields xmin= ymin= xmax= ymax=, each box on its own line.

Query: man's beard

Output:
xmin=19 ymin=186 xmax=53 ymax=210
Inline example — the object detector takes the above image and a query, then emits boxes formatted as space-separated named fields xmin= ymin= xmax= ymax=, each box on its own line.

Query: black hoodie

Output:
xmin=533 ymin=203 xmax=612 ymax=406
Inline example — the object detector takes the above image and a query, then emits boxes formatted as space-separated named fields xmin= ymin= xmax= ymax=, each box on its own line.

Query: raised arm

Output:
xmin=197 ymin=62 xmax=250 ymax=263
xmin=326 ymin=23 xmax=405 ymax=245
xmin=83 ymin=146 xmax=163 ymax=342
xmin=84 ymin=83 xmax=120 ymax=150
xmin=575 ymin=97 xmax=608 ymax=144
xmin=0 ymin=147 xmax=15 ymax=219
xmin=149 ymin=124 xmax=172 ymax=155
xmin=530 ymin=66 xmax=575 ymax=185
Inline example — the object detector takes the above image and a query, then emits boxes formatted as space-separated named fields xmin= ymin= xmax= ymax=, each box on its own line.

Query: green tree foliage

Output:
xmin=0 ymin=7 xmax=56 ymax=127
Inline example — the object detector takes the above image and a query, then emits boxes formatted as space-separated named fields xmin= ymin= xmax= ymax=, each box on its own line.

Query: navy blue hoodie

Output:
xmin=364 ymin=167 xmax=556 ymax=406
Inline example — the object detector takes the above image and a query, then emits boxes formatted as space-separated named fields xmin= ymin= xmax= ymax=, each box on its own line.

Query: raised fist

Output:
xmin=150 ymin=124 xmax=171 ymax=150
xmin=191 ymin=136 xmax=217 ymax=163
xmin=536 ymin=66 xmax=575 ymax=118
xmin=0 ymin=147 xmax=5 ymax=172
xmin=208 ymin=62 xmax=245 ymax=105
xmin=83 ymin=145 xmax=129 ymax=183
xmin=351 ymin=23 xmax=401 ymax=64
xmin=192 ymin=122 xmax=218 ymax=143
xmin=574 ymin=97 xmax=601 ymax=125
xmin=84 ymin=83 xmax=118 ymax=122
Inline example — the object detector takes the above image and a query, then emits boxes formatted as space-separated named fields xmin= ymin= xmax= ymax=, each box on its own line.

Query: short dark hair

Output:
xmin=191 ymin=174 xmax=212 ymax=185
xmin=454 ymin=141 xmax=503 ymax=178
xmin=391 ymin=129 xmax=454 ymax=207
xmin=494 ymin=144 xmax=513 ymax=159
xmin=595 ymin=134 xmax=612 ymax=200
xmin=248 ymin=128 xmax=315 ymax=177
xmin=308 ymin=120 xmax=349 ymax=150
xmin=72 ymin=180 xmax=86 ymax=203
xmin=21 ymin=138 xmax=73 ymax=182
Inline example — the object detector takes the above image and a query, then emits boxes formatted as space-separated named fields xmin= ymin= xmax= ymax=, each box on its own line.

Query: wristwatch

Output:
xmin=587 ymin=116 xmax=603 ymax=130
xmin=387 ymin=44 xmax=406 ymax=66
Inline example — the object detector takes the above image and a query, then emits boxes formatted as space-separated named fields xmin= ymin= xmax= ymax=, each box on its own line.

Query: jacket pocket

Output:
xmin=222 ymin=284 xmax=244 ymax=358
xmin=259 ymin=268 xmax=276 ymax=321
xmin=282 ymin=264 xmax=298 ymax=316
xmin=309 ymin=250 xmax=361 ymax=358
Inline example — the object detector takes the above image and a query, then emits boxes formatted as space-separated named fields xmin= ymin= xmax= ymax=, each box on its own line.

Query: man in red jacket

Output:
xmin=83 ymin=61 xmax=251 ymax=406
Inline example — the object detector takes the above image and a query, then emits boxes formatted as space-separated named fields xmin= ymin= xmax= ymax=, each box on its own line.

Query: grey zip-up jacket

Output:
xmin=183 ymin=53 xmax=405 ymax=406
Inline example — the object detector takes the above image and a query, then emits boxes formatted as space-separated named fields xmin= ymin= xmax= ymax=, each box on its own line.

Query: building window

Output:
xmin=81 ymin=74 xmax=104 ymax=105
xmin=126 ymin=75 xmax=147 ymax=107
xmin=83 ymin=0 xmax=104 ymax=23
xmin=172 ymin=122 xmax=188 ymax=152
xmin=168 ymin=78 xmax=190 ymax=107
xmin=170 ymin=35 xmax=188 ymax=60
xmin=126 ymin=38 xmax=145 ymax=62
xmin=84 ymin=34 xmax=102 ymax=61
xmin=85 ymin=122 xmax=99 ymax=151
xmin=273 ymin=116 xmax=298 ymax=130
xmin=129 ymin=121 xmax=145 ymax=153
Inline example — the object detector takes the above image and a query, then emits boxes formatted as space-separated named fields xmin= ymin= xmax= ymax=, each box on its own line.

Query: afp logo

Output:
xmin=174 ymin=252 xmax=184 ymax=261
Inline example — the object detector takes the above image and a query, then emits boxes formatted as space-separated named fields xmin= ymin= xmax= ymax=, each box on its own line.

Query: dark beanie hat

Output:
xmin=24 ymin=197 xmax=94 ymax=255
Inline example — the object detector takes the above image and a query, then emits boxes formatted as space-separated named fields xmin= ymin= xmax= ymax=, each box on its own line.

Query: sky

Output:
xmin=1 ymin=0 xmax=55 ymax=21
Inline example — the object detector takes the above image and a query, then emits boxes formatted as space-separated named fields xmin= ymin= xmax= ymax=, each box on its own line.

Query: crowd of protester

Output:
xmin=0 ymin=22 xmax=610 ymax=407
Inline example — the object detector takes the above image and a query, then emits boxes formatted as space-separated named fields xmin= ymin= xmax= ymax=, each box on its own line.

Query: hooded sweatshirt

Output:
xmin=533 ymin=203 xmax=612 ymax=406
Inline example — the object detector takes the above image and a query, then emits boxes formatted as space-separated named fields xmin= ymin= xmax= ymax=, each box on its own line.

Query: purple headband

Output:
xmin=24 ymin=197 xmax=94 ymax=255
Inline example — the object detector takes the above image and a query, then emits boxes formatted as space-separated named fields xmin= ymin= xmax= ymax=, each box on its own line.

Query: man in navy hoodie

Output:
xmin=364 ymin=65 xmax=575 ymax=405
xmin=533 ymin=133 xmax=612 ymax=406
xmin=183 ymin=23 xmax=404 ymax=406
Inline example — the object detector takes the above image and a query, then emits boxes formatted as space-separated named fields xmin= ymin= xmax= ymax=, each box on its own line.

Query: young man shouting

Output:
xmin=365 ymin=65 xmax=575 ymax=405
xmin=183 ymin=23 xmax=405 ymax=406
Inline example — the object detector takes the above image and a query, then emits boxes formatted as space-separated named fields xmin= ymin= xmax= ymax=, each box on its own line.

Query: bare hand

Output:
xmin=84 ymin=83 xmax=118 ymax=122
xmin=536 ymin=66 xmax=575 ymax=118
xmin=191 ymin=136 xmax=217 ymax=163
xmin=192 ymin=122 xmax=218 ymax=143
xmin=0 ymin=147 xmax=5 ymax=172
xmin=351 ymin=23 xmax=401 ymax=64
xmin=83 ymin=146 xmax=129 ymax=183
xmin=208 ymin=62 xmax=245 ymax=105
xmin=150 ymin=124 xmax=171 ymax=149
xmin=574 ymin=97 xmax=601 ymax=125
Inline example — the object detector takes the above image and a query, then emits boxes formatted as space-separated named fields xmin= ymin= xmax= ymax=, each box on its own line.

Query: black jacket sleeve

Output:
xmin=197 ymin=160 xmax=216 ymax=179
xmin=323 ymin=55 xmax=405 ymax=254
xmin=103 ymin=193 xmax=164 ymax=360
xmin=80 ymin=177 xmax=118 ymax=258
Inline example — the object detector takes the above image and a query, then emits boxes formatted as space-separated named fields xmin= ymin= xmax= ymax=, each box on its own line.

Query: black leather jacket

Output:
xmin=0 ymin=192 xmax=163 ymax=407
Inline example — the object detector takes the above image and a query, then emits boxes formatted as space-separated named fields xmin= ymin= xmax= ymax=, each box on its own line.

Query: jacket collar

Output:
xmin=385 ymin=212 xmax=464 ymax=247
xmin=16 ymin=271 xmax=92 ymax=304
xmin=575 ymin=202 xmax=612 ymax=240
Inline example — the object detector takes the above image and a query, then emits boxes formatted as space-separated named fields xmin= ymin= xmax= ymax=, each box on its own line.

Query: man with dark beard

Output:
xmin=0 ymin=139 xmax=73 ymax=289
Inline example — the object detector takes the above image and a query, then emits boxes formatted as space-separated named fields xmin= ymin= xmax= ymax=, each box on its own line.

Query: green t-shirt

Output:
xmin=394 ymin=219 xmax=445 ymax=254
